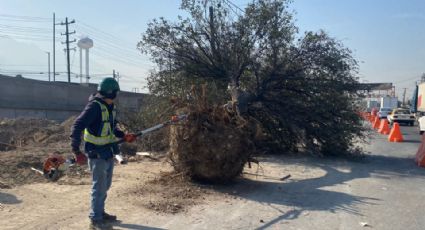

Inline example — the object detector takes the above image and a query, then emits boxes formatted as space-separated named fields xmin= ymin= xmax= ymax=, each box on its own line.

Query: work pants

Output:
xmin=88 ymin=158 xmax=114 ymax=220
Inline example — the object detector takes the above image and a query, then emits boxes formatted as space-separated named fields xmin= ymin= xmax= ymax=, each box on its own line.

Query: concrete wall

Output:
xmin=0 ymin=75 xmax=146 ymax=121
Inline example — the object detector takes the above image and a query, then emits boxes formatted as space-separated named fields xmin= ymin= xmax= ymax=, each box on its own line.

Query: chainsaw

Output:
xmin=41 ymin=114 xmax=187 ymax=181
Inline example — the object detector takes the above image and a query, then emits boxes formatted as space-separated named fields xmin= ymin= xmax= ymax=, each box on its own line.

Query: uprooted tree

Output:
xmin=138 ymin=0 xmax=365 ymax=181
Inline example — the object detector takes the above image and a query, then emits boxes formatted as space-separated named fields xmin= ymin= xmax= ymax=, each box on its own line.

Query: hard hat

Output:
xmin=98 ymin=77 xmax=120 ymax=98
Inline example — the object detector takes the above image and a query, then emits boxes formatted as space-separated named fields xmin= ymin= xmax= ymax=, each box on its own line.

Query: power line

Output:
xmin=77 ymin=20 xmax=134 ymax=46
xmin=0 ymin=24 xmax=52 ymax=32
xmin=224 ymin=0 xmax=244 ymax=13
xmin=0 ymin=13 xmax=150 ymax=86
xmin=73 ymin=23 xmax=151 ymax=69
xmin=0 ymin=14 xmax=65 ymax=21
xmin=0 ymin=34 xmax=53 ymax=41
xmin=0 ymin=30 xmax=60 ymax=39
xmin=90 ymin=49 xmax=150 ymax=68
xmin=223 ymin=0 xmax=242 ymax=16
xmin=74 ymin=24 xmax=142 ymax=59
xmin=0 ymin=14 xmax=51 ymax=20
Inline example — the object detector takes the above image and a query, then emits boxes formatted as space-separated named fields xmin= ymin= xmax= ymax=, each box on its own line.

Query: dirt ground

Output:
xmin=0 ymin=154 xmax=223 ymax=229
xmin=2 ymin=121 xmax=425 ymax=229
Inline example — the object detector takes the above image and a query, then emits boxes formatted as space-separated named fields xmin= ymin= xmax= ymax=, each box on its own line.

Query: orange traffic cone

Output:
xmin=388 ymin=122 xmax=404 ymax=142
xmin=370 ymin=115 xmax=376 ymax=124
xmin=372 ymin=116 xmax=380 ymax=129
xmin=378 ymin=119 xmax=390 ymax=135
xmin=415 ymin=134 xmax=425 ymax=167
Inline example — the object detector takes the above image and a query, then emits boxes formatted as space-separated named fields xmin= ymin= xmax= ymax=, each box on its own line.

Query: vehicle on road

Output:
xmin=378 ymin=107 xmax=393 ymax=119
xmin=418 ymin=115 xmax=425 ymax=135
xmin=380 ymin=96 xmax=398 ymax=109
xmin=387 ymin=108 xmax=415 ymax=126
xmin=411 ymin=82 xmax=425 ymax=114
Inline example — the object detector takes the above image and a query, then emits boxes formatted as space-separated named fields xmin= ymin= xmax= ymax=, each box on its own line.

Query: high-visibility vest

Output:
xmin=83 ymin=100 xmax=117 ymax=145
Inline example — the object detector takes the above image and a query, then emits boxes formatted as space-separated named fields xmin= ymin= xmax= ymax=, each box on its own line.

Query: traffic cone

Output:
xmin=370 ymin=115 xmax=376 ymax=124
xmin=415 ymin=134 xmax=425 ymax=167
xmin=378 ymin=119 xmax=390 ymax=135
xmin=388 ymin=122 xmax=404 ymax=142
xmin=372 ymin=116 xmax=380 ymax=129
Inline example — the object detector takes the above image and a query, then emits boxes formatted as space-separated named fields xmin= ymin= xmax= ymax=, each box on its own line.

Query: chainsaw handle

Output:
xmin=115 ymin=114 xmax=187 ymax=145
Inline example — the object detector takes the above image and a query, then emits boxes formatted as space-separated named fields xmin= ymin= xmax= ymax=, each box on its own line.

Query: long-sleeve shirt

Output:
xmin=70 ymin=94 xmax=125 ymax=156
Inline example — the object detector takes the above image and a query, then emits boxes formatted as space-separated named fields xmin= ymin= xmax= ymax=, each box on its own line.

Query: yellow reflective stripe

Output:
xmin=93 ymin=101 xmax=109 ymax=122
xmin=82 ymin=100 xmax=117 ymax=146
xmin=83 ymin=129 xmax=116 ymax=145
xmin=101 ymin=123 xmax=111 ymax=136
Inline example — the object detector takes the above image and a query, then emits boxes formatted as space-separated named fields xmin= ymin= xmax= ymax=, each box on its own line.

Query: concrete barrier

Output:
xmin=0 ymin=74 xmax=145 ymax=121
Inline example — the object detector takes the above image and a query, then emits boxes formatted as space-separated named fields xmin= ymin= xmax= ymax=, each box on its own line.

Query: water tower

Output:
xmin=77 ymin=37 xmax=93 ymax=84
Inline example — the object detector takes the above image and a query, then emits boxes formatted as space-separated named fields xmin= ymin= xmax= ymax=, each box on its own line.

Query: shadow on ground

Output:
xmin=112 ymin=222 xmax=166 ymax=230
xmin=0 ymin=192 xmax=21 ymax=204
xmin=211 ymin=153 xmax=425 ymax=230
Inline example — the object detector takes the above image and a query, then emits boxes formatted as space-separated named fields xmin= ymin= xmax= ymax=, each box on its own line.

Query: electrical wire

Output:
xmin=0 ymin=14 xmax=65 ymax=22
xmin=0 ymin=24 xmax=52 ymax=32
xmin=0 ymin=34 xmax=53 ymax=41
xmin=0 ymin=13 xmax=149 ymax=87
xmin=224 ymin=0 xmax=245 ymax=12
xmin=74 ymin=25 xmax=143 ymax=60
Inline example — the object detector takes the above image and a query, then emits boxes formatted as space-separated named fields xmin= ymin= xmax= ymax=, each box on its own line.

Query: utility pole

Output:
xmin=402 ymin=87 xmax=407 ymax=106
xmin=59 ymin=17 xmax=76 ymax=83
xmin=46 ymin=52 xmax=51 ymax=81
xmin=53 ymin=13 xmax=55 ymax=81
xmin=112 ymin=70 xmax=120 ymax=83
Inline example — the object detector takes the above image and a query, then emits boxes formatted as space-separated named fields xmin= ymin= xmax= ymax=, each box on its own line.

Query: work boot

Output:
xmin=103 ymin=212 xmax=117 ymax=222
xmin=89 ymin=219 xmax=110 ymax=230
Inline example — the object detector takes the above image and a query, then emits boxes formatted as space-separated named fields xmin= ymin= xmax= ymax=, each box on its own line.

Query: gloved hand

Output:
xmin=73 ymin=150 xmax=87 ymax=165
xmin=123 ymin=133 xmax=137 ymax=143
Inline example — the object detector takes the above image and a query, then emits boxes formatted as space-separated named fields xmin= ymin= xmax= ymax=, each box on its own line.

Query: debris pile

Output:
xmin=0 ymin=117 xmax=76 ymax=151
xmin=169 ymin=86 xmax=254 ymax=183
xmin=0 ymin=117 xmax=78 ymax=187
xmin=0 ymin=150 xmax=47 ymax=186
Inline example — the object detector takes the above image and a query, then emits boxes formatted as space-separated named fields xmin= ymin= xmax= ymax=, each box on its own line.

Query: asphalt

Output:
xmin=153 ymin=123 xmax=425 ymax=230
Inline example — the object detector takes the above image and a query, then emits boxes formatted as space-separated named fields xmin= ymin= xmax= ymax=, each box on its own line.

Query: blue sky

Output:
xmin=0 ymin=0 xmax=424 ymax=97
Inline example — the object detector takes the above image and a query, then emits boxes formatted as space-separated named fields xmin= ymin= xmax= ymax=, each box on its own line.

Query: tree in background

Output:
xmin=138 ymin=0 xmax=365 ymax=156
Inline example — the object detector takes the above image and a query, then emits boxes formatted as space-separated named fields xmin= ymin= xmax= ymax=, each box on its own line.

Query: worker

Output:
xmin=70 ymin=77 xmax=137 ymax=229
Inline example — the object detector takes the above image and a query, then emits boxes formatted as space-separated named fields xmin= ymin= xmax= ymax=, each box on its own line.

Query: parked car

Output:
xmin=387 ymin=108 xmax=415 ymax=126
xmin=378 ymin=107 xmax=393 ymax=119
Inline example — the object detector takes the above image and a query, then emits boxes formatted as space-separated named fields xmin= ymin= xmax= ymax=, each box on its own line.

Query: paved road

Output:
xmin=151 ymin=124 xmax=425 ymax=230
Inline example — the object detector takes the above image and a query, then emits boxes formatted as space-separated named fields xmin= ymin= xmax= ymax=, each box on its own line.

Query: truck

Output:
xmin=411 ymin=83 xmax=425 ymax=134
xmin=363 ymin=97 xmax=397 ymax=113
xmin=411 ymin=83 xmax=425 ymax=113
xmin=380 ymin=96 xmax=398 ymax=109
xmin=364 ymin=98 xmax=379 ymax=112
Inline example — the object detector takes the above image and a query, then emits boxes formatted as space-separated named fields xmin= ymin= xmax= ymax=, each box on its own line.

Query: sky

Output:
xmin=0 ymin=0 xmax=424 ymax=97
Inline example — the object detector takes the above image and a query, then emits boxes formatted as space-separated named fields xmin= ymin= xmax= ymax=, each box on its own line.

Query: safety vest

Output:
xmin=83 ymin=100 xmax=117 ymax=145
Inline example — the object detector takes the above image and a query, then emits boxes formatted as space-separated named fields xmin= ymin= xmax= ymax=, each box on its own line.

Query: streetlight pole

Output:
xmin=46 ymin=51 xmax=51 ymax=81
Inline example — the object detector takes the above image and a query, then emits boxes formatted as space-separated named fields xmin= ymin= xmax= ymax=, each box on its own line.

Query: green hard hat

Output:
xmin=98 ymin=77 xmax=120 ymax=94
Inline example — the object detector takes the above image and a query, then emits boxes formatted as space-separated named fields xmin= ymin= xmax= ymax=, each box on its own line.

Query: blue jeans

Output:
xmin=88 ymin=158 xmax=114 ymax=220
